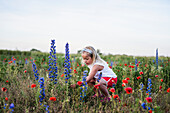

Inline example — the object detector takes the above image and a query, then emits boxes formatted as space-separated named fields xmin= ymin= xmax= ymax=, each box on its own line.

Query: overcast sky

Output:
xmin=0 ymin=0 xmax=170 ymax=56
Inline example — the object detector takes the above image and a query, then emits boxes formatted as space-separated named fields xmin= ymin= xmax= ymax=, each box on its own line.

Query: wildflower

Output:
xmin=156 ymin=48 xmax=158 ymax=69
xmin=149 ymin=110 xmax=152 ymax=113
xmin=6 ymin=80 xmax=9 ymax=83
xmin=5 ymin=97 xmax=8 ymax=101
xmin=155 ymin=75 xmax=158 ymax=77
xmin=167 ymin=88 xmax=170 ymax=93
xmin=146 ymin=78 xmax=152 ymax=97
xmin=32 ymin=63 xmax=39 ymax=81
xmin=159 ymin=86 xmax=162 ymax=90
xmin=124 ymin=64 xmax=127 ymax=66
xmin=109 ymin=66 xmax=112 ymax=69
xmin=124 ymin=87 xmax=132 ymax=94
xmin=9 ymin=103 xmax=14 ymax=109
xmin=1 ymin=87 xmax=7 ymax=92
xmin=145 ymin=97 xmax=152 ymax=103
xmin=77 ymin=81 xmax=83 ymax=86
xmin=31 ymin=84 xmax=36 ymax=88
xmin=160 ymin=79 xmax=163 ymax=82
xmin=141 ymin=102 xmax=146 ymax=109
xmin=49 ymin=97 xmax=56 ymax=101
xmin=126 ymin=77 xmax=130 ymax=80
xmin=80 ymin=71 xmax=88 ymax=102
xmin=140 ymin=83 xmax=144 ymax=91
xmin=139 ymin=71 xmax=143 ymax=75
xmin=48 ymin=39 xmax=58 ymax=84
xmin=113 ymin=95 xmax=119 ymax=99
xmin=74 ymin=69 xmax=77 ymax=74
xmin=122 ymin=83 xmax=125 ymax=87
xmin=61 ymin=74 xmax=64 ymax=77
xmin=64 ymin=43 xmax=72 ymax=83
xmin=135 ymin=59 xmax=138 ymax=71
xmin=39 ymin=77 xmax=45 ymax=104
xmin=137 ymin=76 xmax=141 ymax=80
xmin=24 ymin=70 xmax=27 ymax=73
xmin=122 ymin=79 xmax=128 ymax=84
xmin=109 ymin=88 xmax=115 ymax=93
xmin=131 ymin=66 xmax=134 ymax=68
xmin=94 ymin=84 xmax=100 ymax=89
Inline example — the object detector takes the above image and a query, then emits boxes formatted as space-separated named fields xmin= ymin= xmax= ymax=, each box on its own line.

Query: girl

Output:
xmin=81 ymin=46 xmax=117 ymax=99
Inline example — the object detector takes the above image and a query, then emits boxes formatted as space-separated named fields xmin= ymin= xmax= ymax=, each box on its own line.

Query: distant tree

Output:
xmin=30 ymin=48 xmax=41 ymax=52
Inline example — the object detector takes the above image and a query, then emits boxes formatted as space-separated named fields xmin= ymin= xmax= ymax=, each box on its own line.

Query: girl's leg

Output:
xmin=99 ymin=80 xmax=110 ymax=97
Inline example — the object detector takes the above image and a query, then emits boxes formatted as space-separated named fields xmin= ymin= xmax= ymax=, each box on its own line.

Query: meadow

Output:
xmin=0 ymin=41 xmax=170 ymax=113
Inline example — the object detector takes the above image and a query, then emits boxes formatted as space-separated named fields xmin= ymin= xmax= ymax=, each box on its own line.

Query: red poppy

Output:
xmin=138 ymin=61 xmax=140 ymax=63
xmin=5 ymin=97 xmax=8 ymax=101
xmin=136 ymin=64 xmax=139 ymax=67
xmin=131 ymin=66 xmax=134 ymax=68
xmin=24 ymin=70 xmax=27 ymax=73
xmin=6 ymin=80 xmax=9 ymax=83
xmin=61 ymin=74 xmax=64 ymax=77
xmin=155 ymin=75 xmax=158 ymax=77
xmin=31 ymin=84 xmax=36 ymax=88
xmin=1 ymin=87 xmax=7 ymax=92
xmin=161 ymin=79 xmax=163 ymax=82
xmin=145 ymin=97 xmax=152 ymax=103
xmin=146 ymin=93 xmax=149 ymax=95
xmin=74 ymin=69 xmax=77 ymax=74
xmin=109 ymin=66 xmax=112 ymax=69
xmin=149 ymin=110 xmax=152 ymax=113
xmin=126 ymin=77 xmax=130 ymax=80
xmin=139 ymin=72 xmax=143 ymax=75
xmin=129 ymin=65 xmax=131 ymax=68
xmin=167 ymin=88 xmax=170 ymax=93
xmin=122 ymin=83 xmax=125 ymax=87
xmin=109 ymin=88 xmax=115 ymax=93
xmin=113 ymin=95 xmax=119 ymax=99
xmin=159 ymin=86 xmax=162 ymax=90
xmin=119 ymin=64 xmax=121 ymax=66
xmin=49 ymin=97 xmax=56 ymax=101
xmin=122 ymin=79 xmax=128 ymax=84
xmin=94 ymin=84 xmax=100 ymax=89
xmin=77 ymin=81 xmax=83 ymax=86
xmin=124 ymin=87 xmax=132 ymax=94
xmin=137 ymin=76 xmax=141 ymax=80
xmin=124 ymin=64 xmax=127 ymax=66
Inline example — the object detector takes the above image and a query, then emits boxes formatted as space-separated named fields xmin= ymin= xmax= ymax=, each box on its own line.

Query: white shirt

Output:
xmin=87 ymin=60 xmax=117 ymax=79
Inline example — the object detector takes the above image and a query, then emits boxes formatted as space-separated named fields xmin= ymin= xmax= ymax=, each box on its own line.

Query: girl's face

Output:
xmin=81 ymin=52 xmax=93 ymax=65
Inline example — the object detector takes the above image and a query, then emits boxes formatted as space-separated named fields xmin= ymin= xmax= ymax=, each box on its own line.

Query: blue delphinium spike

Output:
xmin=64 ymin=43 xmax=72 ymax=83
xmin=146 ymin=78 xmax=152 ymax=97
xmin=135 ymin=59 xmax=137 ymax=71
xmin=80 ymin=70 xmax=88 ymax=102
xmin=32 ymin=62 xmax=39 ymax=81
xmin=39 ymin=77 xmax=45 ymax=105
xmin=156 ymin=48 xmax=158 ymax=69
xmin=9 ymin=103 xmax=14 ymax=113
xmin=48 ymin=40 xmax=58 ymax=84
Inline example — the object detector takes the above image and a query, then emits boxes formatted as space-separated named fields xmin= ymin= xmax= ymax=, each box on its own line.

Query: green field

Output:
xmin=0 ymin=48 xmax=169 ymax=113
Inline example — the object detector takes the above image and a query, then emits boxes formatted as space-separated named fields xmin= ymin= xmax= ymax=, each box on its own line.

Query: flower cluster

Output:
xmin=146 ymin=78 xmax=152 ymax=97
xmin=156 ymin=48 xmax=158 ymax=69
xmin=140 ymin=83 xmax=144 ymax=92
xmin=9 ymin=103 xmax=15 ymax=113
xmin=44 ymin=105 xmax=49 ymax=113
xmin=64 ymin=43 xmax=72 ymax=83
xmin=135 ymin=59 xmax=138 ymax=71
xmin=39 ymin=77 xmax=45 ymax=105
xmin=32 ymin=63 xmax=39 ymax=81
xmin=80 ymin=70 xmax=88 ymax=102
xmin=48 ymin=39 xmax=58 ymax=84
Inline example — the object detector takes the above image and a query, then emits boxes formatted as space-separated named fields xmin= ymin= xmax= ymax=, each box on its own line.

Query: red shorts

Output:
xmin=101 ymin=77 xmax=117 ymax=87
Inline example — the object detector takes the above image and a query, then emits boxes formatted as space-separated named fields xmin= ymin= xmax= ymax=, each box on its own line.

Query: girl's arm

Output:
xmin=86 ymin=65 xmax=104 ymax=83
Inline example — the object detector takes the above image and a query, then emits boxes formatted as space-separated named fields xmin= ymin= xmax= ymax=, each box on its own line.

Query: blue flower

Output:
xmin=39 ymin=77 xmax=45 ymax=104
xmin=141 ymin=103 xmax=146 ymax=109
xmin=64 ymin=43 xmax=72 ymax=83
xmin=146 ymin=78 xmax=152 ymax=97
xmin=9 ymin=103 xmax=14 ymax=109
xmin=48 ymin=40 xmax=58 ymax=84
xmin=32 ymin=63 xmax=39 ymax=81
xmin=135 ymin=59 xmax=137 ymax=71
xmin=156 ymin=48 xmax=158 ymax=69
xmin=80 ymin=70 xmax=88 ymax=102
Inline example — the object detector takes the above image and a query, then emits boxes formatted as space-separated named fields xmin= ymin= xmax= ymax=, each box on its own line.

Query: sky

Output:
xmin=0 ymin=0 xmax=170 ymax=56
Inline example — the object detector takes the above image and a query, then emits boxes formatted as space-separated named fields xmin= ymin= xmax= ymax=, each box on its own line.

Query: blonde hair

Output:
xmin=82 ymin=46 xmax=106 ymax=65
